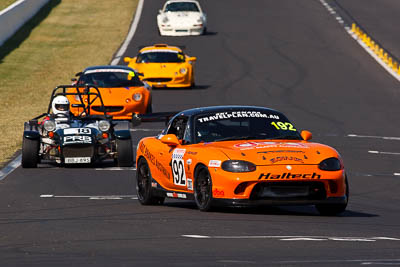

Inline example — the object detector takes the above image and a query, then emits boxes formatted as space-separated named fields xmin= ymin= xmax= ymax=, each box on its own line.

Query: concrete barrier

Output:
xmin=0 ymin=0 xmax=50 ymax=46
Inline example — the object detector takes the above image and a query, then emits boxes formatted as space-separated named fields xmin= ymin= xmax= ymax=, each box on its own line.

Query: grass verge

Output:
xmin=0 ymin=0 xmax=138 ymax=167
xmin=0 ymin=0 xmax=16 ymax=11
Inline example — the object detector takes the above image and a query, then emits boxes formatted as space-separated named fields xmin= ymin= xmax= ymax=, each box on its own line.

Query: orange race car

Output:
xmin=123 ymin=44 xmax=196 ymax=88
xmin=135 ymin=106 xmax=349 ymax=215
xmin=69 ymin=65 xmax=152 ymax=122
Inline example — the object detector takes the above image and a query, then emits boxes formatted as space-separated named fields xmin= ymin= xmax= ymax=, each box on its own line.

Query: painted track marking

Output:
xmin=318 ymin=0 xmax=400 ymax=82
xmin=182 ymin=235 xmax=400 ymax=242
xmin=40 ymin=194 xmax=138 ymax=200
xmin=368 ymin=150 xmax=400 ymax=156
xmin=348 ymin=134 xmax=400 ymax=141
xmin=110 ymin=0 xmax=144 ymax=65
xmin=95 ymin=167 xmax=136 ymax=171
xmin=0 ymin=155 xmax=21 ymax=181
xmin=130 ymin=128 xmax=163 ymax=132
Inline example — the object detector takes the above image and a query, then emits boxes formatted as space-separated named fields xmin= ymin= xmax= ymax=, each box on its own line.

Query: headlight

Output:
xmin=318 ymin=157 xmax=342 ymax=171
xmin=43 ymin=120 xmax=56 ymax=132
xmin=221 ymin=160 xmax=256 ymax=172
xmin=98 ymin=120 xmax=110 ymax=132
xmin=133 ymin=93 xmax=142 ymax=102
xmin=179 ymin=67 xmax=187 ymax=74
xmin=162 ymin=17 xmax=169 ymax=23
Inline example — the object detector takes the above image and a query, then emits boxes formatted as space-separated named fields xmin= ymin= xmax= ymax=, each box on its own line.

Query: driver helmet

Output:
xmin=52 ymin=95 xmax=70 ymax=115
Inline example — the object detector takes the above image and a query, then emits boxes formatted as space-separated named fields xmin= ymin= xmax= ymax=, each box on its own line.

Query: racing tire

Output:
xmin=315 ymin=176 xmax=349 ymax=216
xmin=146 ymin=97 xmax=153 ymax=114
xmin=136 ymin=158 xmax=165 ymax=205
xmin=21 ymin=137 xmax=39 ymax=168
xmin=116 ymin=139 xmax=133 ymax=167
xmin=194 ymin=166 xmax=213 ymax=211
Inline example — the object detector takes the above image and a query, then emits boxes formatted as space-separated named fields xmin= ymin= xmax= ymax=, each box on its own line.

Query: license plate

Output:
xmin=65 ymin=157 xmax=91 ymax=164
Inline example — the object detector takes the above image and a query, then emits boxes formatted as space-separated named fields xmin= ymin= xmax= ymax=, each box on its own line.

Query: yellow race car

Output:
xmin=124 ymin=44 xmax=196 ymax=88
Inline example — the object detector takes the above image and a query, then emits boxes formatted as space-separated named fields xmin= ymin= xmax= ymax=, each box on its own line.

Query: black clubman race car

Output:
xmin=21 ymin=85 xmax=134 ymax=168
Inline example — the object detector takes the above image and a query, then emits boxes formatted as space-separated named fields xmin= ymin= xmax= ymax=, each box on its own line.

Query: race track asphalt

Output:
xmin=1 ymin=0 xmax=400 ymax=266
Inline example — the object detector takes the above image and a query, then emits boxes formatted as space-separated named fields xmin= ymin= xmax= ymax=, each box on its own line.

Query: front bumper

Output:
xmin=159 ymin=25 xmax=204 ymax=36
xmin=143 ymin=76 xmax=192 ymax=88
xmin=213 ymin=196 xmax=347 ymax=208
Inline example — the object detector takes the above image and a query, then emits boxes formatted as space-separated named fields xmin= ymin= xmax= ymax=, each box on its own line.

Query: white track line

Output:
xmin=40 ymin=194 xmax=138 ymax=200
xmin=130 ymin=128 xmax=163 ymax=132
xmin=368 ymin=150 xmax=400 ymax=156
xmin=182 ymin=235 xmax=400 ymax=242
xmin=318 ymin=0 xmax=400 ymax=82
xmin=347 ymin=134 xmax=400 ymax=141
xmin=0 ymin=155 xmax=21 ymax=181
xmin=110 ymin=0 xmax=144 ymax=65
xmin=95 ymin=167 xmax=136 ymax=171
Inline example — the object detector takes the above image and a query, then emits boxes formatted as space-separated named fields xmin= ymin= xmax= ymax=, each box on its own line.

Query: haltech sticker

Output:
xmin=258 ymin=172 xmax=321 ymax=180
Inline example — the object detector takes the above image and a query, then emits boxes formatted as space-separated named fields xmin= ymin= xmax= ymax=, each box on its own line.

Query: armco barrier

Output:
xmin=0 ymin=0 xmax=50 ymax=46
xmin=351 ymin=22 xmax=400 ymax=76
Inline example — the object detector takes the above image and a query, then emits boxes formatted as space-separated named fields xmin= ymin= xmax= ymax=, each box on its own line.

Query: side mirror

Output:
xmin=159 ymin=9 xmax=162 ymax=14
xmin=188 ymin=57 xmax=197 ymax=63
xmin=71 ymin=78 xmax=77 ymax=82
xmin=124 ymin=57 xmax=132 ymax=63
xmin=301 ymin=130 xmax=312 ymax=141
xmin=160 ymin=134 xmax=180 ymax=147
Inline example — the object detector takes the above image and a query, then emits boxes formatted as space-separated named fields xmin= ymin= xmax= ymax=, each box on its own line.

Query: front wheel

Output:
xmin=194 ymin=166 xmax=213 ymax=211
xmin=315 ymin=176 xmax=349 ymax=216
xmin=136 ymin=158 xmax=164 ymax=205
xmin=116 ymin=139 xmax=133 ymax=167
xmin=21 ymin=137 xmax=39 ymax=168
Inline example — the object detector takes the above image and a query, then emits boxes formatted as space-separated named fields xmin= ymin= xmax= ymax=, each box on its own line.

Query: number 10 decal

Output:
xmin=172 ymin=149 xmax=186 ymax=186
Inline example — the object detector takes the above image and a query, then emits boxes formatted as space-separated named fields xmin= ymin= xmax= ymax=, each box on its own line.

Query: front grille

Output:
xmin=92 ymin=106 xmax=123 ymax=113
xmin=144 ymin=78 xmax=172 ymax=83
xmin=63 ymin=145 xmax=94 ymax=158
xmin=250 ymin=182 xmax=326 ymax=200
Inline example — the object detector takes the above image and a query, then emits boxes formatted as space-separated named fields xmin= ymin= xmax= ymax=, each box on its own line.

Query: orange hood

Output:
xmin=204 ymin=140 xmax=339 ymax=166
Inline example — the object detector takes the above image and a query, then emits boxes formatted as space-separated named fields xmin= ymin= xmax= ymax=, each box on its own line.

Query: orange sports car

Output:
xmin=124 ymin=44 xmax=196 ymax=88
xmin=135 ymin=106 xmax=349 ymax=215
xmin=69 ymin=65 xmax=152 ymax=121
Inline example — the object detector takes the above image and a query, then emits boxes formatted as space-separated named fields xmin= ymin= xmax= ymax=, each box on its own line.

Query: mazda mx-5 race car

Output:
xmin=135 ymin=106 xmax=349 ymax=215
xmin=21 ymin=85 xmax=133 ymax=168
xmin=124 ymin=44 xmax=196 ymax=88
xmin=157 ymin=0 xmax=207 ymax=36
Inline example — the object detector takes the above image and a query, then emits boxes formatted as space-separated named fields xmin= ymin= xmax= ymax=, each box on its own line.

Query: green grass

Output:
xmin=0 ymin=0 xmax=16 ymax=11
xmin=0 ymin=0 xmax=138 ymax=166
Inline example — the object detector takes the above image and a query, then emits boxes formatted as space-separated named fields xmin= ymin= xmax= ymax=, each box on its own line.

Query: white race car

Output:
xmin=157 ymin=0 xmax=207 ymax=36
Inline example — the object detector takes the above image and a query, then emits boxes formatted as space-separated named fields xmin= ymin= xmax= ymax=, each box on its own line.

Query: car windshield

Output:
xmin=194 ymin=110 xmax=302 ymax=144
xmin=136 ymin=52 xmax=185 ymax=63
xmin=78 ymin=70 xmax=143 ymax=87
xmin=165 ymin=2 xmax=199 ymax=12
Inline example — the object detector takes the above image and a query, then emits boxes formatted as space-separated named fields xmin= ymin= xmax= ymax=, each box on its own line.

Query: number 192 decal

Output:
xmin=270 ymin=121 xmax=296 ymax=131
xmin=172 ymin=149 xmax=186 ymax=186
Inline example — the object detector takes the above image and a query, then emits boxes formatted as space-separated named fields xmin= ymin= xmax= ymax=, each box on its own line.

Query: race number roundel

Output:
xmin=172 ymin=149 xmax=186 ymax=186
